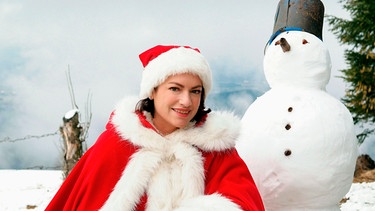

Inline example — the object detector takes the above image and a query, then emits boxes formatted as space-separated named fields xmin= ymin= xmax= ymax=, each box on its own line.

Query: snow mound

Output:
xmin=0 ymin=170 xmax=373 ymax=210
xmin=0 ymin=170 xmax=62 ymax=211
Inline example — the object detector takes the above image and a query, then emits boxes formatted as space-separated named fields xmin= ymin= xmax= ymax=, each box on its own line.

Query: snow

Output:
xmin=0 ymin=170 xmax=62 ymax=211
xmin=340 ymin=182 xmax=375 ymax=211
xmin=0 ymin=170 xmax=373 ymax=210
xmin=64 ymin=109 xmax=79 ymax=120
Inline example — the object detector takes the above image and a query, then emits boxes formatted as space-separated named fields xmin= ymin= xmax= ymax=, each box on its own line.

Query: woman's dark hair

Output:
xmin=135 ymin=88 xmax=211 ymax=123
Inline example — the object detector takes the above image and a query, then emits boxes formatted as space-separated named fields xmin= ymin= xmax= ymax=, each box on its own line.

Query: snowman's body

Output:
xmin=236 ymin=31 xmax=358 ymax=211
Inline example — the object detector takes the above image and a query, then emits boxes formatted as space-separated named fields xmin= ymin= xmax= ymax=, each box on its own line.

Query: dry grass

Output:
xmin=353 ymin=169 xmax=375 ymax=183
xmin=353 ymin=154 xmax=375 ymax=183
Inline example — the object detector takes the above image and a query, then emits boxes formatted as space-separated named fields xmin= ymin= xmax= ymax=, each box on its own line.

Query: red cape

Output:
xmin=46 ymin=110 xmax=264 ymax=211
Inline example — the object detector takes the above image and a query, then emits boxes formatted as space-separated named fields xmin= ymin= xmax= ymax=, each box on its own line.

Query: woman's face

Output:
xmin=151 ymin=73 xmax=202 ymax=135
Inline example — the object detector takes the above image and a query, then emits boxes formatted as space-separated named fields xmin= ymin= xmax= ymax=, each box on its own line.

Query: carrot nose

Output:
xmin=275 ymin=38 xmax=291 ymax=52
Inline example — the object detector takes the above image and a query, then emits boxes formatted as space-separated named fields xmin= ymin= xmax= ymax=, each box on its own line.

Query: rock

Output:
xmin=354 ymin=154 xmax=375 ymax=183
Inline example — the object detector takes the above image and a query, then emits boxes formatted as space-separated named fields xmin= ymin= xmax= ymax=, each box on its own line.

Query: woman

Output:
xmin=46 ymin=45 xmax=264 ymax=211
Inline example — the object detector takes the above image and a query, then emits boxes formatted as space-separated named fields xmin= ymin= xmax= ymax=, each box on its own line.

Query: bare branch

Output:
xmin=66 ymin=65 xmax=78 ymax=110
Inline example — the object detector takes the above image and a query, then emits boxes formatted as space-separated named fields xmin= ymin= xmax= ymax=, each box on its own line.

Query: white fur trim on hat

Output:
xmin=139 ymin=47 xmax=212 ymax=99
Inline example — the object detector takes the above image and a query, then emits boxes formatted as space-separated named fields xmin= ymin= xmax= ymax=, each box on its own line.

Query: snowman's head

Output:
xmin=263 ymin=31 xmax=331 ymax=90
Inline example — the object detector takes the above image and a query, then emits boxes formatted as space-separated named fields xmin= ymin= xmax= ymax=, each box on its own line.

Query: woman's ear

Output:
xmin=150 ymin=89 xmax=155 ymax=100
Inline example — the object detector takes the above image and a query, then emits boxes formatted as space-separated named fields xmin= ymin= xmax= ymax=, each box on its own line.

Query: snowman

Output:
xmin=236 ymin=0 xmax=358 ymax=210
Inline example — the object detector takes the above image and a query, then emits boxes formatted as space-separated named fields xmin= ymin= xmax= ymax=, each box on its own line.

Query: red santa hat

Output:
xmin=139 ymin=45 xmax=212 ymax=99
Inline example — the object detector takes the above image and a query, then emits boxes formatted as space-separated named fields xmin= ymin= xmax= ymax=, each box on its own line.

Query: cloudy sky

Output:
xmin=0 ymin=0 xmax=372 ymax=169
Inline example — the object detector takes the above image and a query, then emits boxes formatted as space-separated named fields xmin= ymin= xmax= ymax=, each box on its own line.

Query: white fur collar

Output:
xmin=111 ymin=97 xmax=241 ymax=152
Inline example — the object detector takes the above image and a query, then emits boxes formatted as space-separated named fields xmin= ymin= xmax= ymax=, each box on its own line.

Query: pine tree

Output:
xmin=327 ymin=0 xmax=375 ymax=144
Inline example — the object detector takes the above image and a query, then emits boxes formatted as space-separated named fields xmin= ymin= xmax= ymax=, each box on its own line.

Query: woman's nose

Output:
xmin=179 ymin=91 xmax=192 ymax=107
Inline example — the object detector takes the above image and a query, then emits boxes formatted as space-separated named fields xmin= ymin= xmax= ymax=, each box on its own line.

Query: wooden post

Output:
xmin=60 ymin=109 xmax=83 ymax=179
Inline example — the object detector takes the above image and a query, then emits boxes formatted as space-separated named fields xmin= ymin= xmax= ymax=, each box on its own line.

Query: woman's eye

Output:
xmin=169 ymin=87 xmax=179 ymax=92
xmin=192 ymin=90 xmax=202 ymax=94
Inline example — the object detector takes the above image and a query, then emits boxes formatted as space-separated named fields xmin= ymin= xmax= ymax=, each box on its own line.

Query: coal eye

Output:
xmin=302 ymin=39 xmax=309 ymax=44
xmin=284 ymin=149 xmax=292 ymax=156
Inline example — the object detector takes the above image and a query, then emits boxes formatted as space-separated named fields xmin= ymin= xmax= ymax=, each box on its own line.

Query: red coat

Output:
xmin=46 ymin=98 xmax=264 ymax=211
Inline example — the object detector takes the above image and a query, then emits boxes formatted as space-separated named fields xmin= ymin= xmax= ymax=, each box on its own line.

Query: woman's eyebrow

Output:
xmin=167 ymin=82 xmax=202 ymax=89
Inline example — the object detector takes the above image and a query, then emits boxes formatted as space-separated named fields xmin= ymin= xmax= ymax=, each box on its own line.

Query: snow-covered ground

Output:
xmin=0 ymin=170 xmax=62 ymax=211
xmin=0 ymin=170 xmax=374 ymax=210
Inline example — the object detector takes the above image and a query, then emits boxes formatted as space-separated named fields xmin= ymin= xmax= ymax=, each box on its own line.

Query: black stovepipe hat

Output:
xmin=267 ymin=0 xmax=325 ymax=45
